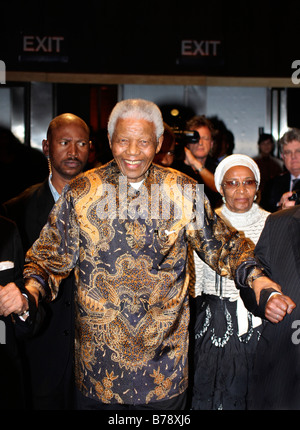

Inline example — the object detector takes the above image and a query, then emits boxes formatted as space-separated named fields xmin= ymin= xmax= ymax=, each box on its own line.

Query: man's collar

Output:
xmin=48 ymin=175 xmax=60 ymax=202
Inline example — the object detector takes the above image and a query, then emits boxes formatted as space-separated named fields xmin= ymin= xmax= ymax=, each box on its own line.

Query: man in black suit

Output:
xmin=261 ymin=128 xmax=300 ymax=212
xmin=248 ymin=204 xmax=300 ymax=409
xmin=1 ymin=113 xmax=91 ymax=409
xmin=0 ymin=216 xmax=27 ymax=409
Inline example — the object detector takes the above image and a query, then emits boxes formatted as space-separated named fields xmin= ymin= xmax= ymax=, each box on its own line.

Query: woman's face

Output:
xmin=220 ymin=165 xmax=257 ymax=213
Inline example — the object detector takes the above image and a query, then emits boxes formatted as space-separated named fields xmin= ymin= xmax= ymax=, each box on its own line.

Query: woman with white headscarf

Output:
xmin=189 ymin=154 xmax=270 ymax=410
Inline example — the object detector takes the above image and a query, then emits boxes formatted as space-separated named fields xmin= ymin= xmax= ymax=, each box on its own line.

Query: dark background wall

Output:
xmin=1 ymin=0 xmax=300 ymax=78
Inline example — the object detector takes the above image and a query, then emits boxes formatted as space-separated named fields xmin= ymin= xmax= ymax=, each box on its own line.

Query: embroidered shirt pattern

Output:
xmin=24 ymin=161 xmax=259 ymax=405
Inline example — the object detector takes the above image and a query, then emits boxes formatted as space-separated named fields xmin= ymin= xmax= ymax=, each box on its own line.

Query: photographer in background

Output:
xmin=261 ymin=128 xmax=300 ymax=211
xmin=173 ymin=115 xmax=221 ymax=208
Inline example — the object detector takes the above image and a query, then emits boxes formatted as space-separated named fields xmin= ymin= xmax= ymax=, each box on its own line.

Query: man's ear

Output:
xmin=42 ymin=139 xmax=49 ymax=157
xmin=155 ymin=135 xmax=164 ymax=154
xmin=108 ymin=134 xmax=112 ymax=149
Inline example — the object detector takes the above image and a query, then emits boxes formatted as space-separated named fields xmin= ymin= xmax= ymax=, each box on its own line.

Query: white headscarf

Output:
xmin=214 ymin=154 xmax=260 ymax=193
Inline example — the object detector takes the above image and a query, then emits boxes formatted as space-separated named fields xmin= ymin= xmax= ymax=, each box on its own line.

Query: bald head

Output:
xmin=47 ymin=113 xmax=90 ymax=141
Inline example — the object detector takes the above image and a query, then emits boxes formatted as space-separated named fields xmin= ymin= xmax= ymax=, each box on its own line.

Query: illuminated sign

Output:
xmin=177 ymin=38 xmax=224 ymax=70
xmin=19 ymin=34 xmax=68 ymax=63
xmin=23 ymin=35 xmax=64 ymax=53
xmin=181 ymin=40 xmax=221 ymax=57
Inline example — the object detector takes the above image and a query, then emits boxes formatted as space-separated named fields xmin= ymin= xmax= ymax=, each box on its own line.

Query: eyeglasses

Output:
xmin=222 ymin=179 xmax=257 ymax=190
xmin=282 ymin=149 xmax=300 ymax=158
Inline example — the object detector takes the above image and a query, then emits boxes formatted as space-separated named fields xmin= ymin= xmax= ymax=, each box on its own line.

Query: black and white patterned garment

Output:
xmin=189 ymin=203 xmax=270 ymax=410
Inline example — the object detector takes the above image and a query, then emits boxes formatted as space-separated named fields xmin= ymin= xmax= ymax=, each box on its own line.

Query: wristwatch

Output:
xmin=18 ymin=294 xmax=30 ymax=320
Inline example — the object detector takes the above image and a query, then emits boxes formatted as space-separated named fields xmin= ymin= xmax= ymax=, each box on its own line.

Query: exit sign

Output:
xmin=19 ymin=33 xmax=68 ymax=63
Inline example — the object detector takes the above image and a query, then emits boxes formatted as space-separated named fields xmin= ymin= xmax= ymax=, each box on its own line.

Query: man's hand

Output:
xmin=0 ymin=282 xmax=28 ymax=317
xmin=184 ymin=147 xmax=200 ymax=169
xmin=252 ymin=276 xmax=296 ymax=323
xmin=265 ymin=293 xmax=296 ymax=323
xmin=184 ymin=147 xmax=218 ymax=192
xmin=278 ymin=191 xmax=296 ymax=210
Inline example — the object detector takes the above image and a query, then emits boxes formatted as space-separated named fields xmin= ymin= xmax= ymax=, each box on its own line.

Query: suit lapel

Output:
xmin=36 ymin=180 xmax=55 ymax=231
xmin=282 ymin=172 xmax=291 ymax=192
xmin=291 ymin=207 xmax=300 ymax=281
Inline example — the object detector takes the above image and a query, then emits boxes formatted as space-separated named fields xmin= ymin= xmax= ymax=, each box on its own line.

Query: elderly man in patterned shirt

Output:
xmin=0 ymin=99 xmax=295 ymax=411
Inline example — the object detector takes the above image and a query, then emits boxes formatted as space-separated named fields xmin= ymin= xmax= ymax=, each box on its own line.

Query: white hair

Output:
xmin=107 ymin=99 xmax=164 ymax=140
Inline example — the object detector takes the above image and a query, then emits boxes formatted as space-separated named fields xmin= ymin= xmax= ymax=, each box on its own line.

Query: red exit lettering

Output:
xmin=181 ymin=40 xmax=221 ymax=57
xmin=23 ymin=35 xmax=64 ymax=53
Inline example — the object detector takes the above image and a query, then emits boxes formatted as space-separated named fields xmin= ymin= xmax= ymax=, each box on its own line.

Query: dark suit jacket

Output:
xmin=3 ymin=180 xmax=54 ymax=252
xmin=249 ymin=205 xmax=300 ymax=409
xmin=3 ymin=180 xmax=75 ymax=408
xmin=260 ymin=171 xmax=291 ymax=212
xmin=0 ymin=216 xmax=25 ymax=409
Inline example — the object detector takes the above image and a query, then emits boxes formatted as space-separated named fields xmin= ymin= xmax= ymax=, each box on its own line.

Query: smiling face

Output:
xmin=221 ymin=165 xmax=257 ymax=213
xmin=108 ymin=117 xmax=163 ymax=183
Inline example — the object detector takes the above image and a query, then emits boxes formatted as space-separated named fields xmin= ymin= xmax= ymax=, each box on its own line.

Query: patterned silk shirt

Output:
xmin=24 ymin=160 xmax=262 ymax=405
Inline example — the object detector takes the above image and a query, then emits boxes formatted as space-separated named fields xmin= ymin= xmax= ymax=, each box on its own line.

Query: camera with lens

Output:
xmin=288 ymin=190 xmax=300 ymax=205
xmin=173 ymin=129 xmax=200 ymax=146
